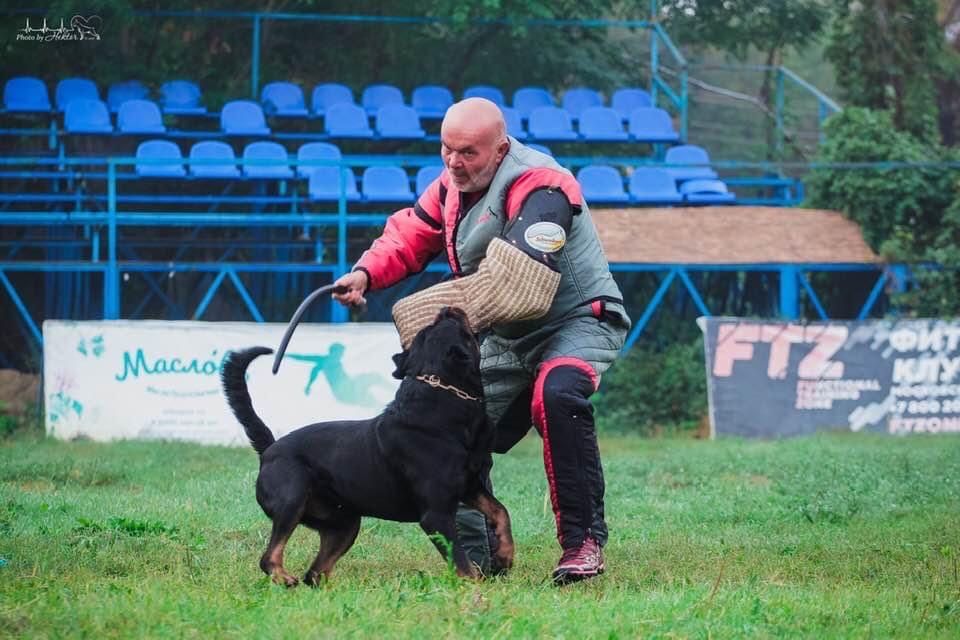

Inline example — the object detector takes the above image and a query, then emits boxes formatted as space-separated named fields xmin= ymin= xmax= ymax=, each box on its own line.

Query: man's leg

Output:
xmin=455 ymin=334 xmax=531 ymax=576
xmin=529 ymin=310 xmax=629 ymax=584
xmin=532 ymin=358 xmax=608 ymax=583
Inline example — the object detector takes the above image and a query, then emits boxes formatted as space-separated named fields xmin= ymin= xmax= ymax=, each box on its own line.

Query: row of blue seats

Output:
xmin=50 ymin=96 xmax=679 ymax=143
xmin=3 ymin=76 xmax=656 ymax=121
xmin=125 ymin=139 xmax=732 ymax=205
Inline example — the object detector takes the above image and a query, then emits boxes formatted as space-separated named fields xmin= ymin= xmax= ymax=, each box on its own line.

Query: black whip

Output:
xmin=272 ymin=284 xmax=349 ymax=374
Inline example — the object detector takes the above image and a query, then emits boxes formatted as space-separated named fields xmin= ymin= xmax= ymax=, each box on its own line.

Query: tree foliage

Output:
xmin=596 ymin=336 xmax=708 ymax=435
xmin=825 ymin=0 xmax=948 ymax=143
xmin=2 ymin=0 xmax=645 ymax=108
xmin=805 ymin=108 xmax=953 ymax=256
xmin=657 ymin=0 xmax=831 ymax=61
xmin=806 ymin=107 xmax=960 ymax=315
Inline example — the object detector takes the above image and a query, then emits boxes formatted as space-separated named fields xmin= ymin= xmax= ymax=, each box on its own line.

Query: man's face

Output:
xmin=440 ymin=127 xmax=507 ymax=193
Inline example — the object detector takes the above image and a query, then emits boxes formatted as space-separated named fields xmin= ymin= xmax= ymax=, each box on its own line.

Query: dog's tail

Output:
xmin=221 ymin=347 xmax=276 ymax=456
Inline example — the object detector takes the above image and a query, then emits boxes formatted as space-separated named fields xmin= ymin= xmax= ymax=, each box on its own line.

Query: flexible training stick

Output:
xmin=272 ymin=284 xmax=349 ymax=374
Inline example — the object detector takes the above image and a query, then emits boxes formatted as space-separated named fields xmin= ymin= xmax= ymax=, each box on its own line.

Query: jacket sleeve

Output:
xmin=354 ymin=172 xmax=446 ymax=291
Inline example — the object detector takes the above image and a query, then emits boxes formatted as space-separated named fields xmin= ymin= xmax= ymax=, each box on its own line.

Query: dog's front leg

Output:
xmin=419 ymin=510 xmax=479 ymax=578
xmin=463 ymin=489 xmax=515 ymax=572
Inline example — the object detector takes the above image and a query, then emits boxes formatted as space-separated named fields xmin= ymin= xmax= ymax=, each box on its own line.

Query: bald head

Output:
xmin=442 ymin=97 xmax=507 ymax=144
xmin=440 ymin=98 xmax=510 ymax=192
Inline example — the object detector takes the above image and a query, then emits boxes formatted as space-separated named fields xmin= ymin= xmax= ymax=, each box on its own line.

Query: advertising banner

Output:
xmin=702 ymin=317 xmax=960 ymax=438
xmin=43 ymin=320 xmax=402 ymax=445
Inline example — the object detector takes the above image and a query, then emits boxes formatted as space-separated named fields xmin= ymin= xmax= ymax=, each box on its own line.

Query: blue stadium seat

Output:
xmin=64 ymin=99 xmax=113 ymax=133
xmin=578 ymin=106 xmax=629 ymax=142
xmin=362 ymin=84 xmax=404 ymax=116
xmin=296 ymin=142 xmax=341 ymax=178
xmin=117 ymin=99 xmax=166 ymax=134
xmin=628 ymin=167 xmax=683 ymax=204
xmin=261 ymin=81 xmax=308 ymax=117
xmin=362 ymin=166 xmax=414 ymax=202
xmin=375 ymin=104 xmax=425 ymax=139
xmin=412 ymin=85 xmax=453 ymax=119
xmin=500 ymin=106 xmax=526 ymax=140
xmin=629 ymin=107 xmax=680 ymax=143
xmin=416 ymin=165 xmax=444 ymax=196
xmin=311 ymin=82 xmax=354 ymax=116
xmin=308 ymin=166 xmax=360 ymax=202
xmin=577 ymin=165 xmax=630 ymax=204
xmin=136 ymin=140 xmax=186 ymax=178
xmin=324 ymin=102 xmax=374 ymax=138
xmin=3 ymin=76 xmax=51 ymax=112
xmin=680 ymin=179 xmax=736 ymax=204
xmin=562 ymin=87 xmax=603 ymax=119
xmin=612 ymin=87 xmax=652 ymax=121
xmin=107 ymin=80 xmax=149 ymax=113
xmin=221 ymin=100 xmax=271 ymax=135
xmin=527 ymin=106 xmax=578 ymax=141
xmin=242 ymin=141 xmax=293 ymax=179
xmin=463 ymin=85 xmax=505 ymax=107
xmin=512 ymin=86 xmax=555 ymax=119
xmin=56 ymin=77 xmax=99 ymax=111
xmin=189 ymin=141 xmax=240 ymax=178
xmin=159 ymin=80 xmax=206 ymax=114
xmin=526 ymin=143 xmax=552 ymax=156
xmin=664 ymin=145 xmax=718 ymax=181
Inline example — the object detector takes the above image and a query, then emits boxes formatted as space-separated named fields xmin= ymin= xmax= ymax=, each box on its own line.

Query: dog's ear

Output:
xmin=391 ymin=350 xmax=409 ymax=380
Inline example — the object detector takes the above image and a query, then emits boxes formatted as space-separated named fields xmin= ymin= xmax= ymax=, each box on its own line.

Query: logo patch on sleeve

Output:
xmin=524 ymin=222 xmax=566 ymax=253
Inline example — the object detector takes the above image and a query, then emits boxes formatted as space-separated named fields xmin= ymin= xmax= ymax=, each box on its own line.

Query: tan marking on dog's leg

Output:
xmin=467 ymin=491 xmax=515 ymax=570
xmin=304 ymin=516 xmax=361 ymax=586
xmin=260 ymin=506 xmax=304 ymax=588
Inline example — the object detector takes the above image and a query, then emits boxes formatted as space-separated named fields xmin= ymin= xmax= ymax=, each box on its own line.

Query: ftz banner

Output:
xmin=701 ymin=317 xmax=960 ymax=438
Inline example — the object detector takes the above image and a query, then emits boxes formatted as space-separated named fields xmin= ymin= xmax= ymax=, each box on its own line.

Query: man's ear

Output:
xmin=391 ymin=351 xmax=409 ymax=380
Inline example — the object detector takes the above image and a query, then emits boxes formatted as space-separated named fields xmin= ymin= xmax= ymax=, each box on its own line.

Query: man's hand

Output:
xmin=332 ymin=270 xmax=368 ymax=307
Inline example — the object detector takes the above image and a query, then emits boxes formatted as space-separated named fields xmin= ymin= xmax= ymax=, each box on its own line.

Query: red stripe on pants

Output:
xmin=531 ymin=357 xmax=598 ymax=545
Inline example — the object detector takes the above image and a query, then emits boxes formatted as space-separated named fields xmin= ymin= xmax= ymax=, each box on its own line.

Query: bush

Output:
xmin=805 ymin=107 xmax=953 ymax=259
xmin=595 ymin=336 xmax=707 ymax=435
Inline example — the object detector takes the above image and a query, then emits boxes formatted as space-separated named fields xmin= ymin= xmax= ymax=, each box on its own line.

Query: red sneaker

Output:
xmin=552 ymin=536 xmax=604 ymax=585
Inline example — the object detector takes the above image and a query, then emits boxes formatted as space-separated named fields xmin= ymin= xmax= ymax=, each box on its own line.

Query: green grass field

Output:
xmin=1 ymin=432 xmax=959 ymax=638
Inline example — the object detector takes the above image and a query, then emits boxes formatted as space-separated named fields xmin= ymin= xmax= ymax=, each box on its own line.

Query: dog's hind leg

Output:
xmin=303 ymin=516 xmax=361 ymax=586
xmin=420 ymin=510 xmax=479 ymax=578
xmin=259 ymin=494 xmax=306 ymax=587
xmin=464 ymin=489 xmax=515 ymax=572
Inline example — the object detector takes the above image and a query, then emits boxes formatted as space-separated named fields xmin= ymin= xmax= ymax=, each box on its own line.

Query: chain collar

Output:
xmin=414 ymin=374 xmax=481 ymax=402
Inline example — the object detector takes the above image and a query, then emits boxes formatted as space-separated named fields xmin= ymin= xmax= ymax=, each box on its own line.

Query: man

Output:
xmin=333 ymin=97 xmax=630 ymax=584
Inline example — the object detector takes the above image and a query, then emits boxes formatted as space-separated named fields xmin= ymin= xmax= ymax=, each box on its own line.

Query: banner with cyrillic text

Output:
xmin=43 ymin=320 xmax=401 ymax=445
xmin=702 ymin=317 xmax=960 ymax=438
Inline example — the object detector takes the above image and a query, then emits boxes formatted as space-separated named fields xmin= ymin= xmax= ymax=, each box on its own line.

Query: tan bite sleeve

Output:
xmin=392 ymin=237 xmax=561 ymax=348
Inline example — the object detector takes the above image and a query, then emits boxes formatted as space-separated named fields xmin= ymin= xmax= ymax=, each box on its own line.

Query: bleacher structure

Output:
xmin=0 ymin=10 xmax=892 ymax=368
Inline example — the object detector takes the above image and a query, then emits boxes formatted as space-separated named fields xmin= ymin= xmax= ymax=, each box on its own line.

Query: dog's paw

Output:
xmin=492 ymin=542 xmax=515 ymax=574
xmin=303 ymin=571 xmax=326 ymax=587
xmin=271 ymin=569 xmax=300 ymax=588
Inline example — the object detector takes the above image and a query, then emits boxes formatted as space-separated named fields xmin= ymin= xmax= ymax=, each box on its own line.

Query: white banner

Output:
xmin=43 ymin=320 xmax=402 ymax=445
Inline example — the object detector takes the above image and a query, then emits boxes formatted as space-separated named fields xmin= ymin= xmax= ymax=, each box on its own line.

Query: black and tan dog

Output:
xmin=221 ymin=307 xmax=513 ymax=586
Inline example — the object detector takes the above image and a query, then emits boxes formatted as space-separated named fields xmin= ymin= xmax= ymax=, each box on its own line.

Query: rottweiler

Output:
xmin=221 ymin=307 xmax=513 ymax=586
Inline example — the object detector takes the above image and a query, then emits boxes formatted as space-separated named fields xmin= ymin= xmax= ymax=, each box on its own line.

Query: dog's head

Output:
xmin=391 ymin=307 xmax=481 ymax=388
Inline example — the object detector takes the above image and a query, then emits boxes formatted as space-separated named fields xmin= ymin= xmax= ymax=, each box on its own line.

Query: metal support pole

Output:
xmin=775 ymin=67 xmax=785 ymax=159
xmin=818 ymin=99 xmax=828 ymax=145
xmin=680 ymin=67 xmax=688 ymax=142
xmin=650 ymin=29 xmax=659 ymax=106
xmin=331 ymin=164 xmax=349 ymax=323
xmin=251 ymin=14 xmax=261 ymax=99
xmin=779 ymin=265 xmax=798 ymax=320
xmin=105 ymin=161 xmax=119 ymax=319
